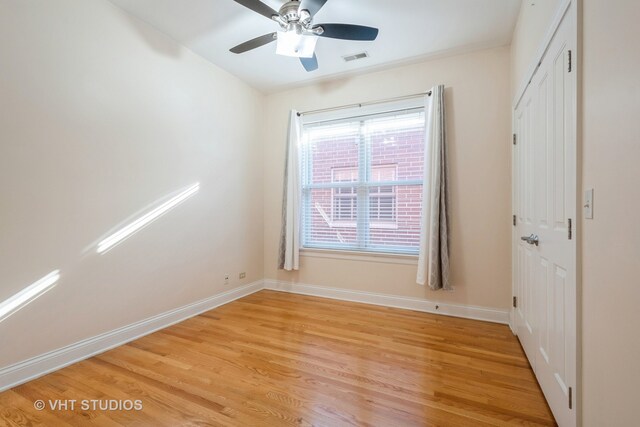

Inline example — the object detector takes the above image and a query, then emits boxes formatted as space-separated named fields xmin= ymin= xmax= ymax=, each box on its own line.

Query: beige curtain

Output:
xmin=278 ymin=110 xmax=302 ymax=271
xmin=417 ymin=85 xmax=450 ymax=290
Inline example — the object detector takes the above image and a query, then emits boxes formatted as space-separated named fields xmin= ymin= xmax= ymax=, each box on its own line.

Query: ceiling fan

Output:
xmin=229 ymin=0 xmax=379 ymax=72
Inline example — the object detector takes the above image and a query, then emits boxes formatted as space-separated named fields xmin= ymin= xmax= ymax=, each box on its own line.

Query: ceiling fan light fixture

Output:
xmin=276 ymin=31 xmax=318 ymax=58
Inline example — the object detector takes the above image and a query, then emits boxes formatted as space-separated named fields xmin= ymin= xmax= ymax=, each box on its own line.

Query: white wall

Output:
xmin=510 ymin=0 xmax=564 ymax=97
xmin=581 ymin=1 xmax=640 ymax=425
xmin=263 ymin=47 xmax=513 ymax=310
xmin=0 ymin=0 xmax=264 ymax=368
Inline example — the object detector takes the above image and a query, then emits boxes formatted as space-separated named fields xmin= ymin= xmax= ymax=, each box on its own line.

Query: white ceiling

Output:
xmin=109 ymin=0 xmax=521 ymax=92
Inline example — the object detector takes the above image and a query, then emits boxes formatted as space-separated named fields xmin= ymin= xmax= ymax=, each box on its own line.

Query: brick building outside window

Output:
xmin=301 ymin=108 xmax=425 ymax=254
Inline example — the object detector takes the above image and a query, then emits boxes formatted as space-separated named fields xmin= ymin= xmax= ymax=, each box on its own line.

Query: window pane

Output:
xmin=331 ymin=167 xmax=357 ymax=222
xmin=301 ymin=107 xmax=425 ymax=255
xmin=305 ymin=122 xmax=360 ymax=185
xmin=369 ymin=194 xmax=395 ymax=221
xmin=304 ymin=188 xmax=357 ymax=248
xmin=368 ymin=112 xmax=425 ymax=182
xmin=368 ymin=185 xmax=422 ymax=252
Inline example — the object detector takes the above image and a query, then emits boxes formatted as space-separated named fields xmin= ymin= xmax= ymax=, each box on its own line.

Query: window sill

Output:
xmin=300 ymin=248 xmax=418 ymax=265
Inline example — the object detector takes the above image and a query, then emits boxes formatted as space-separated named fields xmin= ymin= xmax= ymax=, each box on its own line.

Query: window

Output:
xmin=331 ymin=167 xmax=357 ymax=222
xmin=368 ymin=165 xmax=397 ymax=224
xmin=331 ymin=165 xmax=397 ymax=226
xmin=301 ymin=107 xmax=425 ymax=254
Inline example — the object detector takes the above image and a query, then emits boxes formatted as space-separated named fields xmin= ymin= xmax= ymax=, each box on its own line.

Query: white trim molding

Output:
xmin=264 ymin=279 xmax=510 ymax=325
xmin=0 ymin=281 xmax=263 ymax=393
xmin=0 ymin=278 xmax=511 ymax=393
xmin=300 ymin=248 xmax=418 ymax=265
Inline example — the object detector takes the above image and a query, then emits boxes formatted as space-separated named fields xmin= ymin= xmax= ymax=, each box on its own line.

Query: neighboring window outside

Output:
xmin=331 ymin=167 xmax=357 ymax=223
xmin=331 ymin=165 xmax=397 ymax=227
xmin=301 ymin=108 xmax=425 ymax=255
xmin=368 ymin=165 xmax=397 ymax=225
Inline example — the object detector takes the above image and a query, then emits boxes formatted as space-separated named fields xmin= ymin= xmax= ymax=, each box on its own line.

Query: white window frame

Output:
xmin=300 ymin=98 xmax=425 ymax=255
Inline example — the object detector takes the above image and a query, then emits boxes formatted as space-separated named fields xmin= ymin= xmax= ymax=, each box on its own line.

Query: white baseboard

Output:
xmin=1 ymin=278 xmax=510 ymax=393
xmin=264 ymin=279 xmax=510 ymax=325
xmin=0 ymin=281 xmax=263 ymax=393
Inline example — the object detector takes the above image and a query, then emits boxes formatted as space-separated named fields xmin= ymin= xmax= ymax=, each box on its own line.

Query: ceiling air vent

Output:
xmin=342 ymin=52 xmax=369 ymax=62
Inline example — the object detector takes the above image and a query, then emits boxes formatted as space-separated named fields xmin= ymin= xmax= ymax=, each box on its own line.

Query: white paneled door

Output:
xmin=513 ymin=4 xmax=577 ymax=426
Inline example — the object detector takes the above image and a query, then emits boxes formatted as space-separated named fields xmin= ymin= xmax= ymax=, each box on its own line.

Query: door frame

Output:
xmin=510 ymin=0 xmax=580 ymax=425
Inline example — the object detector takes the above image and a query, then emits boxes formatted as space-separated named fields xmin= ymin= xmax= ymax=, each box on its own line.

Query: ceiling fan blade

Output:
xmin=232 ymin=0 xmax=278 ymax=20
xmin=230 ymin=32 xmax=276 ymax=54
xmin=315 ymin=23 xmax=379 ymax=41
xmin=299 ymin=0 xmax=328 ymax=17
xmin=300 ymin=54 xmax=318 ymax=72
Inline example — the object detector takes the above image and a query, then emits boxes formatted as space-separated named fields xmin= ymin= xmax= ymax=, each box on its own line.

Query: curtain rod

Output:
xmin=297 ymin=90 xmax=432 ymax=117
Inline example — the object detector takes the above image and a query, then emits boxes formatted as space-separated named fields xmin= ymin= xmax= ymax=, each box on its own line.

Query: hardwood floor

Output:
xmin=0 ymin=290 xmax=555 ymax=426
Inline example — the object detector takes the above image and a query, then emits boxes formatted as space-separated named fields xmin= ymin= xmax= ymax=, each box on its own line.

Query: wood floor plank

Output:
xmin=0 ymin=290 xmax=556 ymax=426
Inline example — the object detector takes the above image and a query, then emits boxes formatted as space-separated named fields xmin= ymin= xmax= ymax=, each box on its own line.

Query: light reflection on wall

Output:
xmin=0 ymin=270 xmax=60 ymax=323
xmin=97 ymin=182 xmax=200 ymax=254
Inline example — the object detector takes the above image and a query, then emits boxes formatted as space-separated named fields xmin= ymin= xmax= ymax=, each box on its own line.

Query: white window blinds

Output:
xmin=301 ymin=108 xmax=425 ymax=254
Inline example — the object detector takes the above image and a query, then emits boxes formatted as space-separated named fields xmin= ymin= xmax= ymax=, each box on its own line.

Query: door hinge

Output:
xmin=569 ymin=386 xmax=573 ymax=409
xmin=513 ymin=215 xmax=517 ymax=226
xmin=568 ymin=50 xmax=572 ymax=72
xmin=513 ymin=296 xmax=517 ymax=308
xmin=513 ymin=133 xmax=517 ymax=145
xmin=568 ymin=218 xmax=572 ymax=240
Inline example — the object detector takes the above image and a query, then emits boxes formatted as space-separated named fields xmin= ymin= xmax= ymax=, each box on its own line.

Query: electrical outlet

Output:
xmin=239 ymin=272 xmax=246 ymax=279
xmin=224 ymin=274 xmax=229 ymax=285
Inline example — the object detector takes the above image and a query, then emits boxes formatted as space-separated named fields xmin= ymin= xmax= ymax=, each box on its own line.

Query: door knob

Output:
xmin=520 ymin=234 xmax=540 ymax=246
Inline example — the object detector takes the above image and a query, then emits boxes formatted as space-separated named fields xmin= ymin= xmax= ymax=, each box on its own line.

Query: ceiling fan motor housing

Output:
xmin=279 ymin=1 xmax=300 ymax=21
xmin=279 ymin=1 xmax=312 ymax=28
